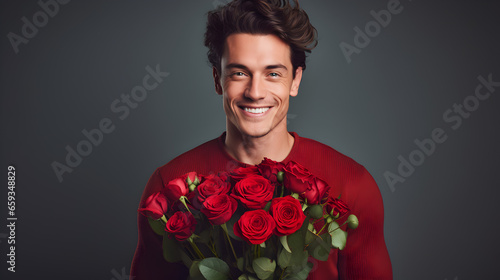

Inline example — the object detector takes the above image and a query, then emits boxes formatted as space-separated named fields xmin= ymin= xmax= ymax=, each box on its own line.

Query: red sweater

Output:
xmin=131 ymin=132 xmax=392 ymax=279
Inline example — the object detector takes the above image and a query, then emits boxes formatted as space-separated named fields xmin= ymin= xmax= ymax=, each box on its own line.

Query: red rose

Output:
xmin=233 ymin=209 xmax=276 ymax=245
xmin=165 ymin=211 xmax=197 ymax=241
xmin=201 ymin=194 xmax=238 ymax=225
xmin=138 ymin=192 xmax=169 ymax=220
xmin=325 ymin=197 xmax=350 ymax=218
xmin=229 ymin=166 xmax=260 ymax=183
xmin=231 ymin=175 xmax=275 ymax=209
xmin=283 ymin=161 xmax=330 ymax=205
xmin=193 ymin=174 xmax=231 ymax=208
xmin=217 ymin=171 xmax=230 ymax=185
xmin=164 ymin=177 xmax=189 ymax=202
xmin=269 ymin=196 xmax=306 ymax=236
xmin=303 ymin=177 xmax=329 ymax=205
xmin=257 ymin=157 xmax=285 ymax=185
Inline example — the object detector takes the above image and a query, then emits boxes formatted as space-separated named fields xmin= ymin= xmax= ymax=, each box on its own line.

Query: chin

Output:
xmin=239 ymin=126 xmax=272 ymax=139
xmin=247 ymin=132 xmax=270 ymax=138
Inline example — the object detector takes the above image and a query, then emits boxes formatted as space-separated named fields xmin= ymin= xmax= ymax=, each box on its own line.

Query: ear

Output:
xmin=212 ymin=67 xmax=223 ymax=95
xmin=290 ymin=67 xmax=303 ymax=97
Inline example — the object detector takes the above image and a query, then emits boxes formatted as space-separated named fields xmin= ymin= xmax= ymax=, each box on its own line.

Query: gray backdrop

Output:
xmin=1 ymin=0 xmax=499 ymax=279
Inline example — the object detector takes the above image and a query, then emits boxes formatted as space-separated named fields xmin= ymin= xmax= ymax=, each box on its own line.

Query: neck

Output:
xmin=224 ymin=121 xmax=294 ymax=165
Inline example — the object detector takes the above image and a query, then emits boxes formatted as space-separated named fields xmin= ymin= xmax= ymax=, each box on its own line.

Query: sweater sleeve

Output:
xmin=130 ymin=169 xmax=188 ymax=280
xmin=338 ymin=167 xmax=393 ymax=280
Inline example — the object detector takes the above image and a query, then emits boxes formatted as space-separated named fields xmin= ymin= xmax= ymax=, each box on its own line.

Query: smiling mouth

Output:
xmin=241 ymin=107 xmax=271 ymax=114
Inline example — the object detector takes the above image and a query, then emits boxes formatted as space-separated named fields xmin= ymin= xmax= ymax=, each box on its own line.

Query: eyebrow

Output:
xmin=225 ymin=63 xmax=288 ymax=72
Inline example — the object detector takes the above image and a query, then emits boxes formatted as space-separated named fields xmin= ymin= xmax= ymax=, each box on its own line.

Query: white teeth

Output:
xmin=244 ymin=107 xmax=270 ymax=114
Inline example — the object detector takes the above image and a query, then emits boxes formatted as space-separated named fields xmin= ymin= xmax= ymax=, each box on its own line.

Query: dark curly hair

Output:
xmin=204 ymin=0 xmax=318 ymax=78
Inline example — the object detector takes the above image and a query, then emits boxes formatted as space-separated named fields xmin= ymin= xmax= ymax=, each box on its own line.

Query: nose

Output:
xmin=244 ymin=76 xmax=266 ymax=100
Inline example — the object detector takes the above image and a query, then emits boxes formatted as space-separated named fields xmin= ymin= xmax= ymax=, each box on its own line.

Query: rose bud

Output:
xmin=201 ymin=194 xmax=238 ymax=225
xmin=347 ymin=214 xmax=359 ymax=229
xmin=269 ymin=196 xmax=306 ymax=236
xmin=326 ymin=216 xmax=333 ymax=224
xmin=138 ymin=192 xmax=169 ymax=220
xmin=231 ymin=175 xmax=275 ymax=209
xmin=164 ymin=177 xmax=189 ymax=202
xmin=184 ymin=171 xmax=202 ymax=186
xmin=277 ymin=171 xmax=284 ymax=183
xmin=233 ymin=209 xmax=276 ymax=245
xmin=325 ymin=197 xmax=350 ymax=218
xmin=165 ymin=211 xmax=197 ymax=241
xmin=283 ymin=161 xmax=330 ymax=205
xmin=304 ymin=177 xmax=330 ymax=205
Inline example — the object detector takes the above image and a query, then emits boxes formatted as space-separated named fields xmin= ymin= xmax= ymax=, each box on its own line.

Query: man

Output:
xmin=131 ymin=0 xmax=392 ymax=279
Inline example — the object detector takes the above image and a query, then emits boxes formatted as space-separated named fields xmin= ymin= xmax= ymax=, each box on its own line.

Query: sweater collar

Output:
xmin=217 ymin=131 xmax=299 ymax=167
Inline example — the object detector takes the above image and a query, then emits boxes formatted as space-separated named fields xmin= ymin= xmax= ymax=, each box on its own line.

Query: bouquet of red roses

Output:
xmin=139 ymin=158 xmax=359 ymax=280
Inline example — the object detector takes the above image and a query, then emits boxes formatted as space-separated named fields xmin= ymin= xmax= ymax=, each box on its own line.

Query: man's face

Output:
xmin=214 ymin=33 xmax=303 ymax=138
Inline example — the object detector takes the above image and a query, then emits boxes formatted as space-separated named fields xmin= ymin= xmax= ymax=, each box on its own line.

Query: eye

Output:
xmin=269 ymin=72 xmax=279 ymax=77
xmin=232 ymin=72 xmax=246 ymax=77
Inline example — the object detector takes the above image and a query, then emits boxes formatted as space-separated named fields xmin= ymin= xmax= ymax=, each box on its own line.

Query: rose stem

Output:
xmin=188 ymin=239 xmax=205 ymax=259
xmin=208 ymin=241 xmax=218 ymax=257
xmin=317 ymin=220 xmax=328 ymax=235
xmin=327 ymin=214 xmax=351 ymax=234
xmin=183 ymin=243 xmax=196 ymax=260
xmin=221 ymin=223 xmax=238 ymax=262
xmin=279 ymin=267 xmax=286 ymax=280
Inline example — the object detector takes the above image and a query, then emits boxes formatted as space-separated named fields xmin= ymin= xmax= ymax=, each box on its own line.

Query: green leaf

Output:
xmin=246 ymin=262 xmax=255 ymax=274
xmin=306 ymin=234 xmax=331 ymax=261
xmin=287 ymin=219 xmax=308 ymax=253
xmin=189 ymin=261 xmax=203 ymax=280
xmin=307 ymin=205 xmax=323 ymax=219
xmin=237 ymin=275 xmax=259 ymax=280
xmin=237 ymin=257 xmax=244 ymax=271
xmin=287 ymin=251 xmax=308 ymax=273
xmin=181 ymin=249 xmax=193 ymax=268
xmin=225 ymin=207 xmax=243 ymax=241
xmin=263 ymin=201 xmax=272 ymax=212
xmin=252 ymin=257 xmax=276 ymax=280
xmin=147 ymin=217 xmax=166 ymax=236
xmin=280 ymin=235 xmax=291 ymax=253
xmin=162 ymin=231 xmax=182 ymax=262
xmin=198 ymin=257 xmax=230 ymax=280
xmin=305 ymin=229 xmax=316 ymax=245
xmin=284 ymin=262 xmax=313 ymax=280
xmin=328 ymin=222 xmax=347 ymax=250
xmin=278 ymin=249 xmax=292 ymax=269
xmin=287 ymin=218 xmax=308 ymax=268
